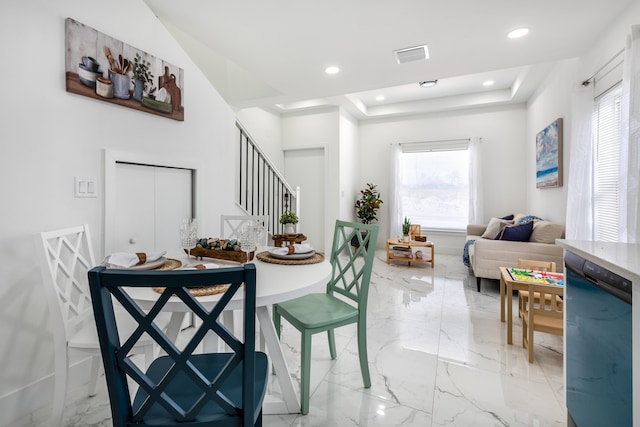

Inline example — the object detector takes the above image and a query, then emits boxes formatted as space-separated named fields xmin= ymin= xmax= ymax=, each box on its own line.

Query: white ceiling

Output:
xmin=144 ymin=0 xmax=633 ymax=119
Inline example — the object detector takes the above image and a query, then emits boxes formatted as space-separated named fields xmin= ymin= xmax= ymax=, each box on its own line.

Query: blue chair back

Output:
xmin=88 ymin=264 xmax=267 ymax=427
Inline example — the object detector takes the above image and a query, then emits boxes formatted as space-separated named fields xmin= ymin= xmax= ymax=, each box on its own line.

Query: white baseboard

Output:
xmin=0 ymin=357 xmax=93 ymax=427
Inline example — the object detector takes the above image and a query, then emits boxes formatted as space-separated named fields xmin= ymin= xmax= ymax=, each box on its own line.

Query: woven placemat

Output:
xmin=256 ymin=251 xmax=325 ymax=265
xmin=153 ymin=285 xmax=229 ymax=297
xmin=153 ymin=284 xmax=230 ymax=296
xmin=153 ymin=258 xmax=182 ymax=270
xmin=151 ymin=258 xmax=230 ymax=295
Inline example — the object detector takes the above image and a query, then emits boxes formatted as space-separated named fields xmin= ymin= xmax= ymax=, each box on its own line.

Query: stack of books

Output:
xmin=391 ymin=246 xmax=413 ymax=258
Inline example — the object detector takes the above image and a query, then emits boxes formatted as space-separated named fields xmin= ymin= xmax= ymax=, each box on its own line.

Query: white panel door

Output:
xmin=114 ymin=162 xmax=156 ymax=253
xmin=284 ymin=148 xmax=325 ymax=252
xmin=155 ymin=166 xmax=193 ymax=252
xmin=114 ymin=162 xmax=193 ymax=254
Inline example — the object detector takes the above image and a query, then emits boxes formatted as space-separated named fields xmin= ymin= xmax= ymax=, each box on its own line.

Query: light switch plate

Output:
xmin=74 ymin=177 xmax=97 ymax=198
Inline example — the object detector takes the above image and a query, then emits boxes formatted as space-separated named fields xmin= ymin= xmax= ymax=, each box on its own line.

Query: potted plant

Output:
xmin=131 ymin=53 xmax=154 ymax=101
xmin=279 ymin=210 xmax=299 ymax=234
xmin=352 ymin=183 xmax=383 ymax=248
xmin=355 ymin=183 xmax=383 ymax=224
xmin=402 ymin=217 xmax=411 ymax=242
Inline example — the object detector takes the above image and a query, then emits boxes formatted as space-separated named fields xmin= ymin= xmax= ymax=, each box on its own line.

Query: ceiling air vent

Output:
xmin=393 ymin=45 xmax=429 ymax=64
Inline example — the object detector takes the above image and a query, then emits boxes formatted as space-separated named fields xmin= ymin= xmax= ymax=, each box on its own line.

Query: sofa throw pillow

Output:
xmin=512 ymin=213 xmax=527 ymax=224
xmin=495 ymin=220 xmax=534 ymax=241
xmin=501 ymin=214 xmax=514 ymax=220
xmin=482 ymin=217 xmax=513 ymax=239
xmin=517 ymin=215 xmax=543 ymax=224
xmin=530 ymin=221 xmax=564 ymax=244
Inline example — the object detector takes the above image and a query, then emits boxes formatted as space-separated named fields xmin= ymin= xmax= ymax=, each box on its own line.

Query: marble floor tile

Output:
xmin=19 ymin=251 xmax=566 ymax=427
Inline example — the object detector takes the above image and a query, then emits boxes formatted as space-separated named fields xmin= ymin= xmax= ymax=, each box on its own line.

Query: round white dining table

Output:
xmin=123 ymin=249 xmax=332 ymax=415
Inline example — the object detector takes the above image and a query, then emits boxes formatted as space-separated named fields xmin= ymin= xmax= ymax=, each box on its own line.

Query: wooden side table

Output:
xmin=386 ymin=238 xmax=435 ymax=267
xmin=272 ymin=233 xmax=307 ymax=248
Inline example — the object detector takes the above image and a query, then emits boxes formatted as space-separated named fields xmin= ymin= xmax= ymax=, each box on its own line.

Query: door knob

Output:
xmin=129 ymin=237 xmax=137 ymax=244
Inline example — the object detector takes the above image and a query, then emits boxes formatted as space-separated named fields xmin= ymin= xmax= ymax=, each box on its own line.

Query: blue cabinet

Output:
xmin=565 ymin=251 xmax=632 ymax=427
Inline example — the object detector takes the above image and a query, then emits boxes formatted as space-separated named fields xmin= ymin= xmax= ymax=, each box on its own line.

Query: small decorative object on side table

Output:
xmin=401 ymin=217 xmax=411 ymax=243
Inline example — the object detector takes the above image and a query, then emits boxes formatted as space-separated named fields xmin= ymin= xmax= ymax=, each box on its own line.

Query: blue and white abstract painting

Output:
xmin=536 ymin=118 xmax=563 ymax=188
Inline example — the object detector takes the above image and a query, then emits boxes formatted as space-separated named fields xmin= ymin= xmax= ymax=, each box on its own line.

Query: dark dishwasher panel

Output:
xmin=565 ymin=251 xmax=632 ymax=427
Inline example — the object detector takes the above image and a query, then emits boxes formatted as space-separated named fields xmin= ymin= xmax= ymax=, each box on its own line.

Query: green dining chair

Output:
xmin=273 ymin=220 xmax=379 ymax=414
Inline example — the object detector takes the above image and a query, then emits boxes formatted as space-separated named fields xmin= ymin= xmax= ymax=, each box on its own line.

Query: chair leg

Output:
xmin=523 ymin=303 xmax=535 ymax=363
xmin=273 ymin=306 xmax=281 ymax=339
xmin=327 ymin=329 xmax=337 ymax=359
xmin=143 ymin=343 xmax=154 ymax=368
xmin=52 ymin=347 xmax=69 ymax=427
xmin=300 ymin=331 xmax=312 ymax=415
xmin=518 ymin=294 xmax=523 ymax=318
xmin=476 ymin=277 xmax=481 ymax=292
xmin=223 ymin=310 xmax=235 ymax=335
xmin=357 ymin=320 xmax=371 ymax=388
xmin=528 ymin=319 xmax=534 ymax=363
xmin=87 ymin=355 xmax=100 ymax=397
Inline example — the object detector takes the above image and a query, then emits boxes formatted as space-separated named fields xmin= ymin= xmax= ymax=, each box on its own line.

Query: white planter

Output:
xmin=283 ymin=223 xmax=296 ymax=234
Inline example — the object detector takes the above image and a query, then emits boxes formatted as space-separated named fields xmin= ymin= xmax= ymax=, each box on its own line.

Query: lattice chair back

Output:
xmin=220 ymin=215 xmax=269 ymax=246
xmin=328 ymin=220 xmax=379 ymax=309
xmin=87 ymin=263 xmax=268 ymax=427
xmin=40 ymin=224 xmax=97 ymax=342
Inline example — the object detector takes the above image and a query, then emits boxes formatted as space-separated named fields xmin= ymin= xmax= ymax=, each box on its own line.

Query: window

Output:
xmin=593 ymin=85 xmax=622 ymax=241
xmin=398 ymin=141 xmax=469 ymax=230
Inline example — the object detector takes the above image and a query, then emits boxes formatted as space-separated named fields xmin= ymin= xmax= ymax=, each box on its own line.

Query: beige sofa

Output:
xmin=465 ymin=214 xmax=565 ymax=292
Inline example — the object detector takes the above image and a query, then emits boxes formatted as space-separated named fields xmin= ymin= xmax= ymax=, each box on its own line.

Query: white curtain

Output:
xmin=620 ymin=24 xmax=640 ymax=243
xmin=565 ymin=85 xmax=595 ymax=240
xmin=389 ymin=143 xmax=402 ymax=238
xmin=468 ymin=137 xmax=483 ymax=224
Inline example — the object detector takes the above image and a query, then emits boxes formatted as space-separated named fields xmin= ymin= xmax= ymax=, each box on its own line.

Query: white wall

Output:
xmin=338 ymin=109 xmax=359 ymax=222
xmin=281 ymin=108 xmax=340 ymax=253
xmin=236 ymin=107 xmax=284 ymax=172
xmin=0 ymin=1 xmax=237 ymax=424
xmin=525 ymin=59 xmax=577 ymax=224
xmin=525 ymin=1 xmax=640 ymax=226
xmin=358 ymin=105 xmax=529 ymax=253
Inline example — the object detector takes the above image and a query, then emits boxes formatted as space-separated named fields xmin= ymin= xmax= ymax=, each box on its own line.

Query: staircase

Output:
xmin=236 ymin=122 xmax=299 ymax=236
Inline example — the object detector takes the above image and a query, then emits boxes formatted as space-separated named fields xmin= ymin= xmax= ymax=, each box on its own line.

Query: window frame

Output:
xmin=397 ymin=140 xmax=470 ymax=232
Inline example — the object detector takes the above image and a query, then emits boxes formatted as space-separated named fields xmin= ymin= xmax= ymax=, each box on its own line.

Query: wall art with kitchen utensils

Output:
xmin=65 ymin=18 xmax=184 ymax=121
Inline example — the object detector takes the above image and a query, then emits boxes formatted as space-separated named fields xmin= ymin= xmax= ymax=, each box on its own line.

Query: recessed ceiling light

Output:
xmin=507 ymin=28 xmax=529 ymax=39
xmin=325 ymin=66 xmax=340 ymax=74
xmin=419 ymin=80 xmax=438 ymax=88
xmin=375 ymin=95 xmax=385 ymax=101
xmin=483 ymin=80 xmax=495 ymax=87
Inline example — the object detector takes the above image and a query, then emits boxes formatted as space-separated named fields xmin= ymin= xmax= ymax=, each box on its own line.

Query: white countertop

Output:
xmin=556 ymin=239 xmax=640 ymax=283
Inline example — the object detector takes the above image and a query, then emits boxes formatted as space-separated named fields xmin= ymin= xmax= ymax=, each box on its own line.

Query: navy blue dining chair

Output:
xmin=87 ymin=263 xmax=268 ymax=427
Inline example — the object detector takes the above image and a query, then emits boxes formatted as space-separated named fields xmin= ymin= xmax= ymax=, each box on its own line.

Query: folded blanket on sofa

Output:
xmin=462 ymin=239 xmax=475 ymax=267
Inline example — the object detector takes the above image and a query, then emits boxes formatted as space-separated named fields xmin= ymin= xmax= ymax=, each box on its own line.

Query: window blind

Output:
xmin=593 ymin=85 xmax=622 ymax=241
xmin=400 ymin=139 xmax=469 ymax=153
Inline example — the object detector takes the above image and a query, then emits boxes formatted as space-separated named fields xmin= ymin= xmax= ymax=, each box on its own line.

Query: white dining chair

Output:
xmin=220 ymin=214 xmax=270 ymax=246
xmin=220 ymin=215 xmax=269 ymax=350
xmin=38 ymin=224 xmax=163 ymax=427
